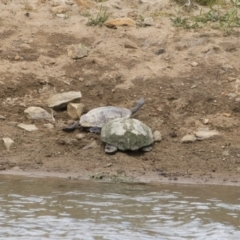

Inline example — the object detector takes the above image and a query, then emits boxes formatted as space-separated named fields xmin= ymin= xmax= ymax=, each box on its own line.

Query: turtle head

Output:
xmin=131 ymin=98 xmax=145 ymax=115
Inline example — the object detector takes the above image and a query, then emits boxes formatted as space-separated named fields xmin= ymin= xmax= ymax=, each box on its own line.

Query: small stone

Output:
xmin=202 ymin=118 xmax=209 ymax=124
xmin=0 ymin=115 xmax=6 ymax=120
xmin=195 ymin=128 xmax=220 ymax=140
xmin=144 ymin=17 xmax=154 ymax=26
xmin=24 ymin=107 xmax=52 ymax=120
xmin=67 ymin=44 xmax=88 ymax=59
xmin=76 ymin=133 xmax=85 ymax=140
xmin=181 ymin=134 xmax=197 ymax=143
xmin=153 ymin=130 xmax=162 ymax=142
xmin=2 ymin=137 xmax=14 ymax=151
xmin=67 ymin=103 xmax=85 ymax=120
xmin=104 ymin=18 xmax=136 ymax=28
xmin=190 ymin=61 xmax=198 ymax=67
xmin=56 ymin=14 xmax=67 ymax=18
xmin=47 ymin=91 xmax=82 ymax=110
xmin=17 ymin=123 xmax=38 ymax=132
xmin=82 ymin=141 xmax=98 ymax=150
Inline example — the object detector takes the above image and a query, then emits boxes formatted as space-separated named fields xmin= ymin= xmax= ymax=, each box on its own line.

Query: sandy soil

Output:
xmin=1 ymin=0 xmax=240 ymax=185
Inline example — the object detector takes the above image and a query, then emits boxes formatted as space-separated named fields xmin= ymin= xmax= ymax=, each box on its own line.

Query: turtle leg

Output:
xmin=105 ymin=144 xmax=118 ymax=154
xmin=89 ymin=127 xmax=101 ymax=134
xmin=141 ymin=146 xmax=152 ymax=152
xmin=62 ymin=122 xmax=80 ymax=132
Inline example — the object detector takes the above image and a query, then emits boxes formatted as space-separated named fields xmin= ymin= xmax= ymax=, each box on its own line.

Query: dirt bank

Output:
xmin=0 ymin=0 xmax=240 ymax=185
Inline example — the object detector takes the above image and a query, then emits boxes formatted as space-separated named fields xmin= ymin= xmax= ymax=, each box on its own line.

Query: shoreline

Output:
xmin=1 ymin=169 xmax=239 ymax=187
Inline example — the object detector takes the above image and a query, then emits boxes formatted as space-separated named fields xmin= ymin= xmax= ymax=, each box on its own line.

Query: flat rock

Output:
xmin=17 ymin=123 xmax=38 ymax=132
xmin=104 ymin=18 xmax=136 ymax=28
xmin=82 ymin=140 xmax=98 ymax=150
xmin=144 ymin=17 xmax=154 ymax=26
xmin=47 ymin=91 xmax=82 ymax=110
xmin=24 ymin=107 xmax=52 ymax=120
xmin=195 ymin=128 xmax=220 ymax=140
xmin=67 ymin=103 xmax=85 ymax=120
xmin=181 ymin=134 xmax=197 ymax=143
xmin=153 ymin=130 xmax=162 ymax=142
xmin=67 ymin=44 xmax=88 ymax=59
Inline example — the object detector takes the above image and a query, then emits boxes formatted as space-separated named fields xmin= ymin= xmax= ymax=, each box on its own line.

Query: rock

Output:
xmin=82 ymin=141 xmax=98 ymax=150
xmin=51 ymin=5 xmax=70 ymax=14
xmin=67 ymin=44 xmax=88 ymax=59
xmin=181 ymin=134 xmax=197 ymax=143
xmin=56 ymin=14 xmax=67 ymax=18
xmin=153 ymin=130 xmax=162 ymax=142
xmin=104 ymin=18 xmax=136 ymax=28
xmin=202 ymin=118 xmax=209 ymax=124
xmin=67 ymin=103 xmax=85 ymax=120
xmin=76 ymin=133 xmax=85 ymax=140
xmin=0 ymin=115 xmax=6 ymax=120
xmin=190 ymin=61 xmax=198 ymax=67
xmin=17 ymin=123 xmax=38 ymax=132
xmin=144 ymin=17 xmax=154 ymax=26
xmin=2 ymin=137 xmax=14 ymax=151
xmin=195 ymin=128 xmax=220 ymax=140
xmin=24 ymin=107 xmax=52 ymax=120
xmin=47 ymin=91 xmax=82 ymax=110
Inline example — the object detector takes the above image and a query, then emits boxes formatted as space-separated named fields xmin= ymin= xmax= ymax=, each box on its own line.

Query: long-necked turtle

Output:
xmin=101 ymin=118 xmax=154 ymax=153
xmin=62 ymin=98 xmax=145 ymax=133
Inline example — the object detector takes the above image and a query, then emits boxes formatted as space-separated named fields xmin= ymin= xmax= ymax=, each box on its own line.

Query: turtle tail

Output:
xmin=131 ymin=98 xmax=145 ymax=115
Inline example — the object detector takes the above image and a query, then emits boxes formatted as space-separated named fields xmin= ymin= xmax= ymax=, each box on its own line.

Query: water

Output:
xmin=0 ymin=176 xmax=239 ymax=240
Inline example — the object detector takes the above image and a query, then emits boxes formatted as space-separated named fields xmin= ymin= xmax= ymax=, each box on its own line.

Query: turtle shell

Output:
xmin=80 ymin=107 xmax=132 ymax=128
xmin=101 ymin=118 xmax=154 ymax=151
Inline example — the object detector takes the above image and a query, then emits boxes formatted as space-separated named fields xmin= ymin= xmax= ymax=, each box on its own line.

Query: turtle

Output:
xmin=62 ymin=98 xmax=145 ymax=133
xmin=101 ymin=118 xmax=154 ymax=153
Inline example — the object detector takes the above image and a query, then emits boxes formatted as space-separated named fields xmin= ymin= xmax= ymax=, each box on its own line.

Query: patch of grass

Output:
xmin=86 ymin=6 xmax=109 ymax=26
xmin=171 ymin=0 xmax=240 ymax=33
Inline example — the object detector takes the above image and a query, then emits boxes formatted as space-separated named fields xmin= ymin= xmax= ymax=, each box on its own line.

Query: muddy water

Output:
xmin=0 ymin=176 xmax=239 ymax=239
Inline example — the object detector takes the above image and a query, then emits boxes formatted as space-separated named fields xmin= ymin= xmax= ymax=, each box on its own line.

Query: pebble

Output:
xmin=17 ymin=123 xmax=38 ymax=132
xmin=181 ymin=134 xmax=197 ymax=143
xmin=82 ymin=141 xmax=98 ymax=150
xmin=104 ymin=18 xmax=136 ymax=28
xmin=153 ymin=130 xmax=162 ymax=142
xmin=144 ymin=17 xmax=154 ymax=26
xmin=195 ymin=128 xmax=220 ymax=140
xmin=190 ymin=61 xmax=198 ymax=67
xmin=67 ymin=44 xmax=88 ymax=59
xmin=24 ymin=106 xmax=52 ymax=120
xmin=76 ymin=133 xmax=85 ymax=140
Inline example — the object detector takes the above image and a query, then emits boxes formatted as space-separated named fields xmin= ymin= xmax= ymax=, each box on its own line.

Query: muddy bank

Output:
xmin=0 ymin=0 xmax=240 ymax=185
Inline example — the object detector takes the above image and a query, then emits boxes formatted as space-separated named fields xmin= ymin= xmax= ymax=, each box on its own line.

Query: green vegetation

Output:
xmin=87 ymin=6 xmax=109 ymax=26
xmin=171 ymin=0 xmax=240 ymax=33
